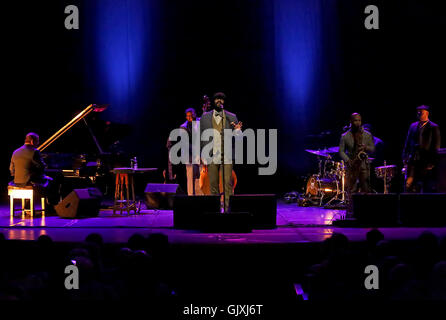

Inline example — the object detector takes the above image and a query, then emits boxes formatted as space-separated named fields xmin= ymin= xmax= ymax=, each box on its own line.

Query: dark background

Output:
xmin=2 ymin=0 xmax=445 ymax=197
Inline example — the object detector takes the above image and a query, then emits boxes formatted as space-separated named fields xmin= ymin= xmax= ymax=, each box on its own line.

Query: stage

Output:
xmin=1 ymin=200 xmax=446 ymax=244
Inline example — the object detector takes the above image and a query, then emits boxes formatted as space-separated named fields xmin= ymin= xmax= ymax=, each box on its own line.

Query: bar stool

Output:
xmin=8 ymin=185 xmax=45 ymax=218
xmin=111 ymin=167 xmax=158 ymax=215
xmin=113 ymin=169 xmax=136 ymax=215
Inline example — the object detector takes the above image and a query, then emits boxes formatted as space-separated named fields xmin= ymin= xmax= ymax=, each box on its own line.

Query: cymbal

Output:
xmin=326 ymin=146 xmax=339 ymax=154
xmin=304 ymin=149 xmax=330 ymax=157
xmin=376 ymin=164 xmax=396 ymax=169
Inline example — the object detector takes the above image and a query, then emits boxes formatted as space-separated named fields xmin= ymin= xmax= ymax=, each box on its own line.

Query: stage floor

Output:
xmin=1 ymin=201 xmax=445 ymax=243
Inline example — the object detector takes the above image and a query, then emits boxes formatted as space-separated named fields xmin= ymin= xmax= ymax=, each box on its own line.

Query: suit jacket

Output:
xmin=403 ymin=120 xmax=441 ymax=165
xmin=180 ymin=119 xmax=200 ymax=163
xmin=9 ymin=144 xmax=46 ymax=185
xmin=339 ymin=128 xmax=375 ymax=162
xmin=199 ymin=109 xmax=238 ymax=162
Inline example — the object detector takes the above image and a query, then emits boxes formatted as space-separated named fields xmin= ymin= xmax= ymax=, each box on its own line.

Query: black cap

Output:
xmin=213 ymin=92 xmax=226 ymax=100
xmin=416 ymin=105 xmax=430 ymax=111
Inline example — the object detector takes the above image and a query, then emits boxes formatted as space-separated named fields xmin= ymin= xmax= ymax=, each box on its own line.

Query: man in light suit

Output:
xmin=199 ymin=92 xmax=242 ymax=211
xmin=180 ymin=108 xmax=200 ymax=195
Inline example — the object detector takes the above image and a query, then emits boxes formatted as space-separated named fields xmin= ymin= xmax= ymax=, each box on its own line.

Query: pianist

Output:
xmin=9 ymin=132 xmax=58 ymax=205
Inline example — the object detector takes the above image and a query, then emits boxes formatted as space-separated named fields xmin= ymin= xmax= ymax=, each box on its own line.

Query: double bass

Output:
xmin=198 ymin=165 xmax=237 ymax=195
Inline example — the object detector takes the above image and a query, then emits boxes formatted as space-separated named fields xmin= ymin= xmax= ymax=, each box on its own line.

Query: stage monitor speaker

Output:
xmin=400 ymin=193 xmax=446 ymax=227
xmin=229 ymin=194 xmax=277 ymax=229
xmin=352 ymin=193 xmax=399 ymax=226
xmin=55 ymin=188 xmax=102 ymax=218
xmin=200 ymin=212 xmax=252 ymax=233
xmin=145 ymin=183 xmax=183 ymax=209
xmin=437 ymin=149 xmax=446 ymax=192
xmin=173 ymin=195 xmax=220 ymax=229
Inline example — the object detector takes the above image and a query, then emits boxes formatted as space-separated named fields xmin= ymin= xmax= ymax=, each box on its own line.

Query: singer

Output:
xmin=199 ymin=92 xmax=242 ymax=212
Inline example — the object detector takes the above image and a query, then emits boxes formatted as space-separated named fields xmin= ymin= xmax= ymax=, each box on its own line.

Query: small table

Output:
xmin=111 ymin=168 xmax=157 ymax=215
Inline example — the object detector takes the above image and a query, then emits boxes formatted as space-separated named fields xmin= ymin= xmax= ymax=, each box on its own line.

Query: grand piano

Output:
xmin=38 ymin=104 xmax=130 ymax=198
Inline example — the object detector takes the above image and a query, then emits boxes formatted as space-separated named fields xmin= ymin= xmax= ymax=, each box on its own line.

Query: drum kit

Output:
xmin=303 ymin=148 xmax=398 ymax=207
xmin=303 ymin=147 xmax=346 ymax=207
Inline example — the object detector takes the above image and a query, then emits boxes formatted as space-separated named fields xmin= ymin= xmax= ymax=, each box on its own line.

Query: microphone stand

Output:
xmin=221 ymin=108 xmax=226 ymax=213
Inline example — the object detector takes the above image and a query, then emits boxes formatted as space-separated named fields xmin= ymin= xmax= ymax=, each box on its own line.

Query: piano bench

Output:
xmin=8 ymin=185 xmax=46 ymax=218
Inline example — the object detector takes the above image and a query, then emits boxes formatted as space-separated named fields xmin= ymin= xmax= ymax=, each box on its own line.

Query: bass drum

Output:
xmin=305 ymin=175 xmax=338 ymax=198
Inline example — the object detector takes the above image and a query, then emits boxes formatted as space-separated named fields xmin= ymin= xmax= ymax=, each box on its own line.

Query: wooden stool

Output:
xmin=8 ymin=185 xmax=45 ymax=218
xmin=111 ymin=167 xmax=158 ymax=215
xmin=113 ymin=170 xmax=136 ymax=215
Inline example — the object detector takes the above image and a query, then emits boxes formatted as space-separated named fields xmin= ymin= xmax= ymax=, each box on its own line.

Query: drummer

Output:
xmin=362 ymin=124 xmax=385 ymax=165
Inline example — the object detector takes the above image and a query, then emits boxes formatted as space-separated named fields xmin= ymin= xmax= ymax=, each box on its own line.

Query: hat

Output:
xmin=416 ymin=105 xmax=430 ymax=111
xmin=213 ymin=92 xmax=226 ymax=100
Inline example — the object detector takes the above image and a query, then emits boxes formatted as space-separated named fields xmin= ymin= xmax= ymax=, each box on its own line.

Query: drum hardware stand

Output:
xmin=321 ymin=153 xmax=333 ymax=177
xmin=376 ymin=160 xmax=398 ymax=194
xmin=325 ymin=160 xmax=347 ymax=207
xmin=317 ymin=155 xmax=323 ymax=177
xmin=402 ymin=163 xmax=408 ymax=193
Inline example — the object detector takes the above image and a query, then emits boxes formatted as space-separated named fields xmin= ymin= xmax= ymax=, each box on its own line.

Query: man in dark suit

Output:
xmin=10 ymin=132 xmax=47 ymax=187
xmin=9 ymin=132 xmax=59 ymax=205
xmin=403 ymin=105 xmax=441 ymax=192
xmin=199 ymin=92 xmax=242 ymax=212
xmin=339 ymin=113 xmax=375 ymax=195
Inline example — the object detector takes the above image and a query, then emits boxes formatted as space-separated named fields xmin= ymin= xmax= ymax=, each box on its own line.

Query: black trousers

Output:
xmin=406 ymin=161 xmax=437 ymax=193
xmin=346 ymin=160 xmax=371 ymax=193
xmin=345 ymin=160 xmax=370 ymax=215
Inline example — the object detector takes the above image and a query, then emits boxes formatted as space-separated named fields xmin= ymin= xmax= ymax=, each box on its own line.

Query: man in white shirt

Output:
xmin=180 ymin=108 xmax=200 ymax=195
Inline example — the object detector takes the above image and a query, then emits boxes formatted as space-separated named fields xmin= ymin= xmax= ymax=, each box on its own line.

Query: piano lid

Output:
xmin=38 ymin=104 xmax=108 ymax=152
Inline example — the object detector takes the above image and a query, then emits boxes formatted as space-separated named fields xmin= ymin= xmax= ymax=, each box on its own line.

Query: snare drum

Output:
xmin=375 ymin=165 xmax=397 ymax=179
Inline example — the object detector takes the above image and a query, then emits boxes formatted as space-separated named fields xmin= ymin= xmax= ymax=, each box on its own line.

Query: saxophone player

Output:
xmin=339 ymin=113 xmax=375 ymax=213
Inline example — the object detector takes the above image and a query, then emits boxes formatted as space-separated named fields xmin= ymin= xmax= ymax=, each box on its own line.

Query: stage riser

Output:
xmin=173 ymin=195 xmax=220 ymax=230
xmin=144 ymin=183 xmax=183 ymax=210
xmin=230 ymin=194 xmax=277 ymax=229
xmin=353 ymin=193 xmax=446 ymax=227
xmin=173 ymin=194 xmax=277 ymax=230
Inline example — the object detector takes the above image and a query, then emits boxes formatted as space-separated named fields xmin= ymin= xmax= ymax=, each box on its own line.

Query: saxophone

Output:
xmin=353 ymin=129 xmax=368 ymax=161
xmin=357 ymin=150 xmax=368 ymax=161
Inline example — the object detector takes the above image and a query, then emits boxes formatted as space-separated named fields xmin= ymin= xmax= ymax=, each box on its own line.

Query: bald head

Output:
xmin=25 ymin=132 xmax=39 ymax=146
xmin=350 ymin=113 xmax=362 ymax=131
